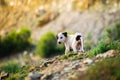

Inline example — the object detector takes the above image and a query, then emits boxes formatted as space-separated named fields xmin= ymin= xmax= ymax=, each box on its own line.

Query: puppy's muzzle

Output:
xmin=58 ymin=42 xmax=61 ymax=44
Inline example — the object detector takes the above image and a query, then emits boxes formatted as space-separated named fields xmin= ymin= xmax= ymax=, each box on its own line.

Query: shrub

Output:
xmin=0 ymin=61 xmax=30 ymax=80
xmin=89 ymin=39 xmax=120 ymax=57
xmin=0 ymin=27 xmax=31 ymax=57
xmin=70 ymin=56 xmax=120 ymax=80
xmin=89 ymin=22 xmax=120 ymax=57
xmin=35 ymin=32 xmax=56 ymax=57
xmin=35 ymin=32 xmax=64 ymax=58
xmin=89 ymin=39 xmax=108 ymax=57
xmin=106 ymin=22 xmax=120 ymax=41
xmin=0 ymin=61 xmax=21 ymax=73
xmin=56 ymin=44 xmax=65 ymax=53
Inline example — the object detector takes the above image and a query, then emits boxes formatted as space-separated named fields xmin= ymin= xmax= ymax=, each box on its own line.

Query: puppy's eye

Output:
xmin=60 ymin=37 xmax=63 ymax=39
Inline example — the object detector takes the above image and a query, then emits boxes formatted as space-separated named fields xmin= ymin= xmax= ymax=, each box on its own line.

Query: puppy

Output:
xmin=57 ymin=32 xmax=84 ymax=54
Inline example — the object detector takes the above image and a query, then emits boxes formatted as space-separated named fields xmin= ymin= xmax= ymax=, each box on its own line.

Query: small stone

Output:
xmin=83 ymin=58 xmax=93 ymax=65
xmin=64 ymin=67 xmax=72 ymax=72
xmin=25 ymin=72 xmax=43 ymax=80
xmin=96 ymin=54 xmax=103 ymax=58
xmin=0 ymin=71 xmax=9 ymax=80
xmin=72 ymin=64 xmax=81 ymax=69
xmin=23 ymin=51 xmax=28 ymax=55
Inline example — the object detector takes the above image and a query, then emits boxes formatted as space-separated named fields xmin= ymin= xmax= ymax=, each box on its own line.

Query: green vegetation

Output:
xmin=35 ymin=32 xmax=64 ymax=58
xmin=0 ymin=27 xmax=31 ymax=57
xmin=88 ymin=22 xmax=120 ymax=57
xmin=106 ymin=22 xmax=120 ymax=41
xmin=61 ymin=52 xmax=88 ymax=60
xmin=35 ymin=32 xmax=56 ymax=57
xmin=70 ymin=56 xmax=120 ymax=80
xmin=84 ymin=33 xmax=94 ymax=51
xmin=0 ymin=61 xmax=30 ymax=80
xmin=0 ymin=61 xmax=21 ymax=73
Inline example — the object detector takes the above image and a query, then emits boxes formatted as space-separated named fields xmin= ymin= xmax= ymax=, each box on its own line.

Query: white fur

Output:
xmin=57 ymin=32 xmax=84 ymax=54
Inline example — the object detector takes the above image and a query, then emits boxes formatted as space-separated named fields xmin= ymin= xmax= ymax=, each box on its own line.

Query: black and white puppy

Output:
xmin=57 ymin=32 xmax=84 ymax=54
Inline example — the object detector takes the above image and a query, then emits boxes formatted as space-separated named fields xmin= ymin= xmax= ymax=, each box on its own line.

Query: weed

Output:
xmin=0 ymin=61 xmax=21 ymax=74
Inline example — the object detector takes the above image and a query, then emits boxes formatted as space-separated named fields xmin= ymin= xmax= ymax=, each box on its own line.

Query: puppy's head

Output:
xmin=56 ymin=32 xmax=67 ymax=44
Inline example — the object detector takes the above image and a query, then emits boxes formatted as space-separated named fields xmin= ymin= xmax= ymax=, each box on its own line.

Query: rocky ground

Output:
xmin=19 ymin=50 xmax=120 ymax=80
xmin=0 ymin=49 xmax=120 ymax=80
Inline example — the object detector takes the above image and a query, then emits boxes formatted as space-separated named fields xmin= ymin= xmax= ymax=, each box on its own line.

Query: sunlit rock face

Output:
xmin=32 ymin=9 xmax=120 ymax=44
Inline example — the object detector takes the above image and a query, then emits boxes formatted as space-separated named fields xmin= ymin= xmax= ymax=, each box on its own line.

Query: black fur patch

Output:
xmin=76 ymin=35 xmax=81 ymax=41
xmin=62 ymin=32 xmax=67 ymax=37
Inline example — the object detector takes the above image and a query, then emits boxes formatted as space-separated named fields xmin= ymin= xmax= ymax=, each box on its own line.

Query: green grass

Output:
xmin=88 ymin=39 xmax=120 ymax=58
xmin=0 ymin=61 xmax=21 ymax=73
xmin=6 ymin=65 xmax=30 ymax=80
xmin=0 ymin=61 xmax=30 ymax=80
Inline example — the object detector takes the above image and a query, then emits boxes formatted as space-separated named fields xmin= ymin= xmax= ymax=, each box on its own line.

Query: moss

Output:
xmin=61 ymin=52 xmax=88 ymax=60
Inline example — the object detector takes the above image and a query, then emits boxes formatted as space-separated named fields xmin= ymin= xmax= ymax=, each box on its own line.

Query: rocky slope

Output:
xmin=23 ymin=50 xmax=120 ymax=80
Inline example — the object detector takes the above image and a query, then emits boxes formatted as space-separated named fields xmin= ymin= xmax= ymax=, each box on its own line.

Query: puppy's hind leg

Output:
xmin=80 ymin=37 xmax=84 ymax=53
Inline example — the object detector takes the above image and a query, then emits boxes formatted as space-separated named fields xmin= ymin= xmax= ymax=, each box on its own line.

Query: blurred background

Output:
xmin=0 ymin=0 xmax=120 ymax=80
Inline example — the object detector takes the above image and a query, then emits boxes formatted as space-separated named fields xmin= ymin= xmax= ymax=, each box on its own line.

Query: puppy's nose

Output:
xmin=58 ymin=42 xmax=61 ymax=44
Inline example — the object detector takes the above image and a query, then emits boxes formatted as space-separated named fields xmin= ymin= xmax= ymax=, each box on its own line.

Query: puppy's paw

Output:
xmin=79 ymin=49 xmax=85 ymax=53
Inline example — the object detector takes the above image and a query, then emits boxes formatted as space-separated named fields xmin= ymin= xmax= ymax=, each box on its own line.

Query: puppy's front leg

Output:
xmin=80 ymin=37 xmax=84 ymax=53
xmin=65 ymin=48 xmax=70 ymax=54
xmin=65 ymin=44 xmax=70 ymax=54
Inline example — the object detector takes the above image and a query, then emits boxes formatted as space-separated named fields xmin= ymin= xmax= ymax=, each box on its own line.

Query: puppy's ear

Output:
xmin=62 ymin=32 xmax=67 ymax=37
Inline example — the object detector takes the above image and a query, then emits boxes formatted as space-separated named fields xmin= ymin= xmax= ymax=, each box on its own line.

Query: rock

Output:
xmin=25 ymin=72 xmax=43 ymax=80
xmin=41 ymin=73 xmax=53 ymax=80
xmin=0 ymin=71 xmax=9 ymax=80
xmin=52 ymin=73 xmax=60 ymax=80
xmin=96 ymin=50 xmax=120 ymax=59
xmin=23 ymin=51 xmax=28 ymax=56
xmin=72 ymin=64 xmax=81 ymax=70
xmin=96 ymin=54 xmax=104 ymax=58
xmin=106 ymin=50 xmax=120 ymax=57
xmin=83 ymin=58 xmax=93 ymax=65
xmin=64 ymin=67 xmax=72 ymax=72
